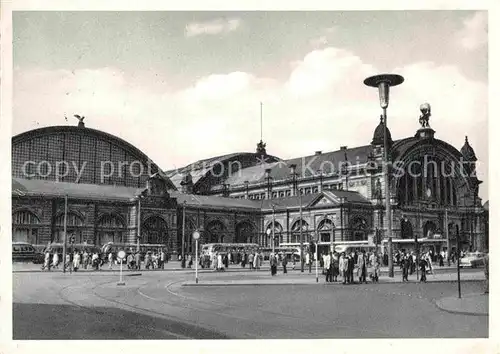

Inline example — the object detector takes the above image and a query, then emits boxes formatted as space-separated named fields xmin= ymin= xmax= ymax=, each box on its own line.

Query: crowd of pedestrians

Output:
xmin=321 ymin=250 xmax=379 ymax=284
xmin=41 ymin=249 xmax=103 ymax=272
xmin=202 ymin=250 xmax=265 ymax=271
xmin=41 ymin=248 xmax=171 ymax=272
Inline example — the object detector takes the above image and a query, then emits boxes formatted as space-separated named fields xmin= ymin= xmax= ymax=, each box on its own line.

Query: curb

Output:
xmin=181 ymin=278 xmax=484 ymax=287
xmin=434 ymin=295 xmax=488 ymax=317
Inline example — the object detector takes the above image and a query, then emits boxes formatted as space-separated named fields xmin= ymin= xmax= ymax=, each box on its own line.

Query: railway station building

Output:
xmin=11 ymin=107 xmax=488 ymax=255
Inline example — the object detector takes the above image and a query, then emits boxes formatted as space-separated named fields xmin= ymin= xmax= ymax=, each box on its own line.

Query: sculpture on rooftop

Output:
xmin=74 ymin=114 xmax=85 ymax=128
xmin=419 ymin=103 xmax=431 ymax=128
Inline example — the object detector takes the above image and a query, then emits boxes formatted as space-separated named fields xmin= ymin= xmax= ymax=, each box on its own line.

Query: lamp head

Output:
xmin=364 ymin=74 xmax=404 ymax=109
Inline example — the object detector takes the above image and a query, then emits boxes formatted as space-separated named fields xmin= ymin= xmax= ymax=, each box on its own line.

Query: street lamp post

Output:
xmin=289 ymin=164 xmax=304 ymax=272
xmin=136 ymin=196 xmax=142 ymax=253
xmin=364 ymin=74 xmax=404 ymax=278
xmin=182 ymin=200 xmax=187 ymax=261
xmin=272 ymin=204 xmax=276 ymax=253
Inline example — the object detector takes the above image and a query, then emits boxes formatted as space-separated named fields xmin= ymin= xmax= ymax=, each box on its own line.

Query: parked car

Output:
xmin=460 ymin=252 xmax=486 ymax=268
xmin=12 ymin=242 xmax=40 ymax=263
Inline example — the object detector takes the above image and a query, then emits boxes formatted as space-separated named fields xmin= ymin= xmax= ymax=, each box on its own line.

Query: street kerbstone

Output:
xmin=435 ymin=293 xmax=488 ymax=316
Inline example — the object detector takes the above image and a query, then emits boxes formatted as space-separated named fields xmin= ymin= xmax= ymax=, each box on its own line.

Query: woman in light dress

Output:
xmin=73 ymin=251 xmax=81 ymax=271
xmin=52 ymin=252 xmax=59 ymax=269
xmin=217 ymin=252 xmax=224 ymax=271
xmin=43 ymin=251 xmax=51 ymax=271
xmin=425 ymin=251 xmax=434 ymax=275
xmin=108 ymin=252 xmax=113 ymax=269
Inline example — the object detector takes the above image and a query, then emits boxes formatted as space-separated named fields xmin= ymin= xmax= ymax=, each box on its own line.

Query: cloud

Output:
xmin=457 ymin=11 xmax=487 ymax=50
xmin=13 ymin=46 xmax=488 ymax=199
xmin=185 ymin=18 xmax=242 ymax=37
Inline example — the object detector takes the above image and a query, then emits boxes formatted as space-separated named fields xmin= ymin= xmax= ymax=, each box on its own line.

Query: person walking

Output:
xmin=52 ymin=251 xmax=59 ymax=269
xmin=160 ymin=250 xmax=166 ymax=269
xmin=91 ymin=252 xmax=99 ymax=271
xmin=419 ymin=256 xmax=427 ymax=282
xmin=217 ymin=252 xmax=224 ymax=271
xmin=425 ymin=251 xmax=434 ymax=275
xmin=324 ymin=252 xmax=332 ymax=283
xmin=134 ymin=251 xmax=141 ymax=270
xmin=332 ymin=251 xmax=339 ymax=282
xmin=327 ymin=252 xmax=334 ymax=283
xmin=282 ymin=254 xmax=288 ymax=274
xmin=357 ymin=250 xmax=367 ymax=284
xmin=82 ymin=250 xmax=89 ymax=269
xmin=439 ymin=250 xmax=445 ymax=267
xmin=305 ymin=252 xmax=311 ymax=273
xmin=340 ymin=252 xmax=349 ymax=284
xmin=270 ymin=253 xmax=277 ymax=276
xmin=369 ymin=251 xmax=380 ymax=282
xmin=73 ymin=251 xmax=81 ymax=272
xmin=43 ymin=250 xmax=51 ymax=271
xmin=66 ymin=252 xmax=73 ymax=273
xmin=249 ymin=253 xmax=254 ymax=270
xmin=108 ymin=252 xmax=113 ymax=270
xmin=348 ymin=252 xmax=355 ymax=284
xmin=402 ymin=254 xmax=410 ymax=282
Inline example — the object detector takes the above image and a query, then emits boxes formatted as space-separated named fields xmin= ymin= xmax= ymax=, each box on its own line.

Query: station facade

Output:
xmin=12 ymin=109 xmax=489 ymax=255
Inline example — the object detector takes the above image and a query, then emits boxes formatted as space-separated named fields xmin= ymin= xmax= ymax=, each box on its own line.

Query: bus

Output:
xmin=280 ymin=242 xmax=333 ymax=258
xmin=381 ymin=238 xmax=448 ymax=255
xmin=333 ymin=242 xmax=379 ymax=255
xmin=200 ymin=243 xmax=260 ymax=268
xmin=261 ymin=246 xmax=301 ymax=261
xmin=280 ymin=241 xmax=380 ymax=258
xmin=201 ymin=243 xmax=260 ymax=258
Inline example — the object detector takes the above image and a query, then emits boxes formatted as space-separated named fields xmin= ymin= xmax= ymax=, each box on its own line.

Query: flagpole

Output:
xmin=260 ymin=102 xmax=263 ymax=141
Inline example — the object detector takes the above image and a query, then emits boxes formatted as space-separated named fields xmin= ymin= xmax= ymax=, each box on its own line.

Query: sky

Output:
xmin=12 ymin=10 xmax=488 ymax=200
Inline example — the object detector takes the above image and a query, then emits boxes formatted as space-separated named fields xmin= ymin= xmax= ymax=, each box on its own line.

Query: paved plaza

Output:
xmin=13 ymin=266 xmax=488 ymax=339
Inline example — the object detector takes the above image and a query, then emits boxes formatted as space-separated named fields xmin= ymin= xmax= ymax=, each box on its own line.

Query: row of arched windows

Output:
xmin=264 ymin=217 xmax=369 ymax=244
xmin=11 ymin=209 xmax=169 ymax=245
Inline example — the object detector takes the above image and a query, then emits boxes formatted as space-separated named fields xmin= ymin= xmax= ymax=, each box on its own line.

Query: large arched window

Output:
xmin=142 ymin=216 xmax=169 ymax=245
xmin=423 ymin=220 xmax=438 ymax=239
xmin=97 ymin=214 xmax=126 ymax=245
xmin=12 ymin=210 xmax=41 ymax=244
xmin=235 ymin=221 xmax=256 ymax=244
xmin=206 ymin=220 xmax=226 ymax=244
xmin=317 ymin=218 xmax=335 ymax=243
xmin=53 ymin=212 xmax=85 ymax=244
xmin=291 ymin=219 xmax=309 ymax=243
xmin=397 ymin=156 xmax=460 ymax=207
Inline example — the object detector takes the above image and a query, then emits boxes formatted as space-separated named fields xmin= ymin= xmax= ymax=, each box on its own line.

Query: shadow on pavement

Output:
xmin=13 ymin=303 xmax=228 ymax=340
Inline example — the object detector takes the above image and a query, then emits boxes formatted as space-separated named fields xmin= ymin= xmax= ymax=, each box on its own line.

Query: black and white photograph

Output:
xmin=1 ymin=2 xmax=496 ymax=349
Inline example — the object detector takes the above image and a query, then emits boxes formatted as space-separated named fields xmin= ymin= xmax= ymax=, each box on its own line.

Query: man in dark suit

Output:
xmin=348 ymin=253 xmax=355 ymax=284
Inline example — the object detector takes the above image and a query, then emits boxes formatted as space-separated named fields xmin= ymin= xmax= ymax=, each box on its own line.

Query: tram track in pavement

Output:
xmin=133 ymin=276 xmax=401 ymax=338
xmin=55 ymin=275 xmax=217 ymax=339
xmin=89 ymin=275 xmax=338 ymax=338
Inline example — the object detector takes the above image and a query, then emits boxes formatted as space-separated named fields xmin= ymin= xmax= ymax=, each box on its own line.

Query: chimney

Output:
xmin=315 ymin=151 xmax=322 ymax=156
